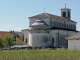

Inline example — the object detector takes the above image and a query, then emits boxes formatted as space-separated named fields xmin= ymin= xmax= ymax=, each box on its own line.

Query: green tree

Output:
xmin=0 ymin=37 xmax=3 ymax=48
xmin=16 ymin=34 xmax=20 ymax=38
xmin=0 ymin=34 xmax=16 ymax=48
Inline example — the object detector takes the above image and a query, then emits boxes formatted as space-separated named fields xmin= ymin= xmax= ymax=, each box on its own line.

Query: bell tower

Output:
xmin=60 ymin=4 xmax=71 ymax=20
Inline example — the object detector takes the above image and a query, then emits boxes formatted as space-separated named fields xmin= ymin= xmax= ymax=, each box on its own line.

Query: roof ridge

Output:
xmin=44 ymin=13 xmax=50 ymax=17
xmin=46 ymin=13 xmax=76 ymax=23
xmin=29 ymin=13 xmax=76 ymax=23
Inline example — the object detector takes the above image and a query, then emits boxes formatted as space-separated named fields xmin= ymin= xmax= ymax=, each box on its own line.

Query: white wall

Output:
xmin=29 ymin=32 xmax=49 ymax=47
xmin=29 ymin=18 xmax=50 ymax=26
xmin=68 ymin=40 xmax=80 ymax=50
xmin=22 ymin=31 xmax=29 ymax=45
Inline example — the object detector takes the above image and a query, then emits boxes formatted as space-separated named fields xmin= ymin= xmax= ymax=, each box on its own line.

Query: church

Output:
xmin=21 ymin=6 xmax=78 ymax=48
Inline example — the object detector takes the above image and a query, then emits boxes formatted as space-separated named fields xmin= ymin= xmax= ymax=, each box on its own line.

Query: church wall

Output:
xmin=29 ymin=18 xmax=38 ymax=26
xmin=22 ymin=31 xmax=29 ymax=45
xmin=49 ymin=30 xmax=58 ymax=47
xmin=29 ymin=26 xmax=49 ymax=30
xmin=29 ymin=18 xmax=50 ymax=27
xmin=68 ymin=31 xmax=76 ymax=36
xmin=59 ymin=30 xmax=76 ymax=47
xmin=59 ymin=30 xmax=68 ymax=47
xmin=51 ymin=19 xmax=65 ymax=28
xmin=49 ymin=30 xmax=77 ymax=48
xmin=29 ymin=32 xmax=50 ymax=47
xmin=42 ymin=19 xmax=50 ymax=26
xmin=22 ymin=29 xmax=77 ymax=48
xmin=50 ymin=19 xmax=76 ymax=30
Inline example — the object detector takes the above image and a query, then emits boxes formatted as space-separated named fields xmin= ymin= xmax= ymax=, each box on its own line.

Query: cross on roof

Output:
xmin=44 ymin=8 xmax=45 ymax=13
xmin=65 ymin=3 xmax=67 ymax=8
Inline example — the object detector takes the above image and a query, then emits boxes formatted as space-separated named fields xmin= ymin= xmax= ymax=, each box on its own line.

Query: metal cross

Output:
xmin=44 ymin=8 xmax=45 ymax=13
xmin=65 ymin=3 xmax=67 ymax=8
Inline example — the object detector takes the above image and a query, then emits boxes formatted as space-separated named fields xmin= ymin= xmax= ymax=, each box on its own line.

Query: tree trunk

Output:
xmin=0 ymin=47 xmax=2 ymax=51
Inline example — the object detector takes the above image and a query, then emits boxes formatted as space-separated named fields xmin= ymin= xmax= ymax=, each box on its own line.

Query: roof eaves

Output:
xmin=65 ymin=32 xmax=80 ymax=40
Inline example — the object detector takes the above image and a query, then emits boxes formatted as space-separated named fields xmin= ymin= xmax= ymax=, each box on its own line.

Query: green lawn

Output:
xmin=0 ymin=48 xmax=80 ymax=60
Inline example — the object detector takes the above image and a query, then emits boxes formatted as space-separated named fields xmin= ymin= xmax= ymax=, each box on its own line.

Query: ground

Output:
xmin=0 ymin=48 xmax=80 ymax=60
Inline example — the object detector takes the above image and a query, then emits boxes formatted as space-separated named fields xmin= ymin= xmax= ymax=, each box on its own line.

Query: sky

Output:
xmin=0 ymin=0 xmax=80 ymax=31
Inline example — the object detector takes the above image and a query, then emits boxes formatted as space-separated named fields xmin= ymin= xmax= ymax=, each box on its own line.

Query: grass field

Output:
xmin=0 ymin=48 xmax=80 ymax=60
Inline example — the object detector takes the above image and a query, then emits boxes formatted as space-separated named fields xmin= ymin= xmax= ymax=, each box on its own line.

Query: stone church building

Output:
xmin=22 ymin=6 xmax=78 ymax=48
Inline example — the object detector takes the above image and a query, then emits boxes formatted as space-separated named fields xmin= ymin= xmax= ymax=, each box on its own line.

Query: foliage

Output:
xmin=0 ymin=34 xmax=16 ymax=48
xmin=12 ymin=40 xmax=24 ymax=45
xmin=0 ymin=49 xmax=80 ymax=60
xmin=16 ymin=34 xmax=20 ymax=38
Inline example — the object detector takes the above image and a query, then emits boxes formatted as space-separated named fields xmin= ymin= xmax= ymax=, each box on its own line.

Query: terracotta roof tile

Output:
xmin=0 ymin=31 xmax=27 ymax=45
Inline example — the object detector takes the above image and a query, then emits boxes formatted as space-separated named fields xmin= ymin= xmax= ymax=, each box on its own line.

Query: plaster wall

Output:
xmin=68 ymin=40 xmax=80 ymax=50
xmin=61 ymin=10 xmax=71 ymax=19
xmin=29 ymin=18 xmax=50 ymax=26
xmin=22 ymin=29 xmax=77 ymax=48
xmin=29 ymin=26 xmax=49 ymax=30
xmin=22 ymin=31 xmax=29 ymax=45
xmin=49 ymin=30 xmax=77 ymax=48
xmin=29 ymin=33 xmax=49 ymax=47
xmin=49 ymin=30 xmax=58 ymax=47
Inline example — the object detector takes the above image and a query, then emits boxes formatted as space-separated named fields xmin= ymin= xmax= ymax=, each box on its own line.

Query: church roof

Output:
xmin=60 ymin=8 xmax=71 ymax=10
xmin=29 ymin=13 xmax=76 ymax=23
xmin=30 ymin=20 xmax=48 ymax=26
xmin=65 ymin=32 xmax=80 ymax=40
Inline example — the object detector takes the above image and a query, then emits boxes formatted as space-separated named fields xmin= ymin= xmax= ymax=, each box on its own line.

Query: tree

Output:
xmin=16 ymin=34 xmax=20 ymax=38
xmin=0 ymin=34 xmax=16 ymax=48
xmin=0 ymin=37 xmax=3 ymax=48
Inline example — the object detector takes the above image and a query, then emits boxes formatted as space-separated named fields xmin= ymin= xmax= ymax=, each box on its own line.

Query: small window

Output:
xmin=63 ymin=12 xmax=66 ymax=17
xmin=26 ymin=38 xmax=27 ymax=43
xmin=68 ymin=12 xmax=70 ymax=18
xmin=52 ymin=38 xmax=54 ymax=43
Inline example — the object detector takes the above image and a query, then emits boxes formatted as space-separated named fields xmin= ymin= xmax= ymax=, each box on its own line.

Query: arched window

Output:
xmin=26 ymin=38 xmax=27 ymax=43
xmin=68 ymin=12 xmax=70 ymax=18
xmin=63 ymin=12 xmax=66 ymax=17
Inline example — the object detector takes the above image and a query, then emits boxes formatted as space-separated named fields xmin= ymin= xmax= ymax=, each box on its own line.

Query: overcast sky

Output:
xmin=0 ymin=0 xmax=79 ymax=31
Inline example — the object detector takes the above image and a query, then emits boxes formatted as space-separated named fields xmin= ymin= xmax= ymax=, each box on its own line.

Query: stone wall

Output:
xmin=22 ymin=29 xmax=77 ymax=48
xmin=29 ymin=32 xmax=49 ymax=47
xmin=49 ymin=30 xmax=77 ymax=48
